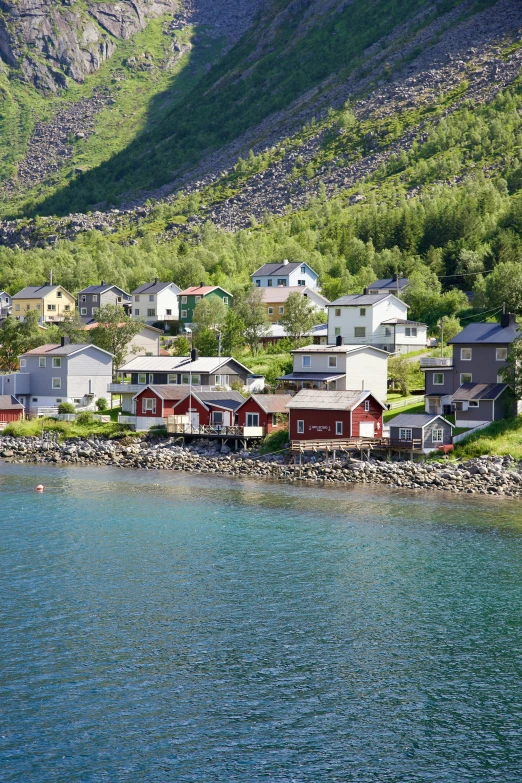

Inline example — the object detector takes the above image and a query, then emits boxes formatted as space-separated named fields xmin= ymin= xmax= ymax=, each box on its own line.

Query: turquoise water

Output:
xmin=1 ymin=464 xmax=522 ymax=782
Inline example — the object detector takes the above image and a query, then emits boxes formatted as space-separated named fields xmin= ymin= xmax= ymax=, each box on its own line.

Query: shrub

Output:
xmin=76 ymin=411 xmax=95 ymax=425
xmin=260 ymin=428 xmax=289 ymax=454
xmin=96 ymin=397 xmax=108 ymax=411
xmin=58 ymin=402 xmax=75 ymax=414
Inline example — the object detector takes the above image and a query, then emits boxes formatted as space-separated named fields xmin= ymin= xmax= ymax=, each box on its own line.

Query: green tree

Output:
xmin=89 ymin=305 xmax=144 ymax=370
xmin=388 ymin=355 xmax=414 ymax=397
xmin=0 ymin=311 xmax=46 ymax=371
xmin=192 ymin=297 xmax=227 ymax=330
xmin=440 ymin=315 xmax=461 ymax=345
xmin=499 ymin=337 xmax=522 ymax=407
xmin=194 ymin=327 xmax=218 ymax=356
xmin=222 ymin=308 xmax=245 ymax=355
xmin=279 ymin=292 xmax=318 ymax=343
xmin=485 ymin=262 xmax=522 ymax=313
xmin=236 ymin=289 xmax=270 ymax=355
xmin=56 ymin=311 xmax=87 ymax=344
xmin=174 ymin=335 xmax=191 ymax=356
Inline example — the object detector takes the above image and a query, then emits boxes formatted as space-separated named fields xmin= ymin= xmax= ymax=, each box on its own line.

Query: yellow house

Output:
xmin=12 ymin=284 xmax=76 ymax=323
xmin=260 ymin=286 xmax=330 ymax=324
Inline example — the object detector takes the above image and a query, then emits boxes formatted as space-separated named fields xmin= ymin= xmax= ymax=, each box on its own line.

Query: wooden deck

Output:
xmin=290 ymin=437 xmax=423 ymax=453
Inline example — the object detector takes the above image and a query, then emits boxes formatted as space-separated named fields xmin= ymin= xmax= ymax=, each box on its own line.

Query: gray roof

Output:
xmin=22 ymin=342 xmax=113 ymax=357
xmin=13 ymin=285 xmax=62 ymax=299
xmin=452 ymin=383 xmax=508 ymax=401
xmin=389 ymin=413 xmax=452 ymax=429
xmin=132 ymin=281 xmax=177 ymax=295
xmin=239 ymin=394 xmax=293 ymax=414
xmin=448 ymin=321 xmax=519 ymax=345
xmin=0 ymin=394 xmax=24 ymax=410
xmin=79 ymin=283 xmax=130 ymax=297
xmin=367 ymin=277 xmax=408 ymax=291
xmin=286 ymin=389 xmax=385 ymax=411
xmin=277 ymin=372 xmax=346 ymax=382
xmin=253 ymin=262 xmax=305 ymax=277
xmin=381 ymin=318 xmax=426 ymax=326
xmin=328 ymin=294 xmax=396 ymax=307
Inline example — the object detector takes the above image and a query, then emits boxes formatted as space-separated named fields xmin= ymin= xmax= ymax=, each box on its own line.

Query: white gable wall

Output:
xmin=328 ymin=296 xmax=409 ymax=346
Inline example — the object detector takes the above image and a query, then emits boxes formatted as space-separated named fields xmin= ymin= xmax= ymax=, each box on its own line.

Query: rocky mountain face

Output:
xmin=0 ymin=0 xmax=178 ymax=91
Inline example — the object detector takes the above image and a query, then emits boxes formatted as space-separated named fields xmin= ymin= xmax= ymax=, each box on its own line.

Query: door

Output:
xmin=190 ymin=411 xmax=199 ymax=428
xmin=359 ymin=421 xmax=374 ymax=437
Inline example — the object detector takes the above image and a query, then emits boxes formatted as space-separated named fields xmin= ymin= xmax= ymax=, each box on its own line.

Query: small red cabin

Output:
xmin=0 ymin=395 xmax=24 ymax=425
xmin=236 ymin=394 xmax=292 ymax=433
xmin=132 ymin=385 xmax=245 ymax=429
xmin=286 ymin=389 xmax=385 ymax=441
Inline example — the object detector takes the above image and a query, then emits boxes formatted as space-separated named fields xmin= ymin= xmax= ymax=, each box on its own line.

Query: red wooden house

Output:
xmin=132 ymin=385 xmax=244 ymax=430
xmin=0 ymin=395 xmax=24 ymax=426
xmin=236 ymin=394 xmax=292 ymax=434
xmin=286 ymin=389 xmax=385 ymax=441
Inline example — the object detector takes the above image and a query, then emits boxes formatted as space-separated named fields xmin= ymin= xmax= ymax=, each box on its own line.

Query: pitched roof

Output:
xmin=134 ymin=386 xmax=244 ymax=409
xmin=389 ymin=413 xmax=453 ymax=428
xmin=118 ymin=356 xmax=189 ymax=372
xmin=79 ymin=283 xmax=130 ymax=296
xmin=21 ymin=343 xmax=113 ymax=358
xmin=367 ymin=277 xmax=409 ymax=291
xmin=286 ymin=389 xmax=386 ymax=411
xmin=13 ymin=285 xmax=68 ymax=299
xmin=178 ymin=285 xmax=232 ymax=297
xmin=0 ymin=394 xmax=24 ymax=410
xmin=291 ymin=343 xmax=389 ymax=356
xmin=277 ymin=372 xmax=345 ymax=382
xmin=81 ymin=322 xmax=163 ymax=334
xmin=328 ymin=293 xmax=405 ymax=307
xmin=260 ymin=286 xmax=329 ymax=304
xmin=448 ymin=321 xmax=519 ymax=344
xmin=238 ymin=394 xmax=293 ymax=414
xmin=381 ymin=318 xmax=426 ymax=326
xmin=452 ymin=383 xmax=508 ymax=401
xmin=252 ymin=262 xmax=305 ymax=277
xmin=132 ymin=281 xmax=179 ymax=295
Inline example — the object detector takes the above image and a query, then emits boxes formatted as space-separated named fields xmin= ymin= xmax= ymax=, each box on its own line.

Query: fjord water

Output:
xmin=2 ymin=465 xmax=522 ymax=782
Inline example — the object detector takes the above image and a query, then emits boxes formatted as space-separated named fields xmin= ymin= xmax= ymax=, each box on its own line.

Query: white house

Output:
xmin=131 ymin=279 xmax=181 ymax=325
xmin=0 ymin=291 xmax=12 ymax=318
xmin=252 ymin=260 xmax=319 ymax=290
xmin=81 ymin=322 xmax=162 ymax=362
xmin=277 ymin=344 xmax=389 ymax=401
xmin=327 ymin=293 xmax=427 ymax=353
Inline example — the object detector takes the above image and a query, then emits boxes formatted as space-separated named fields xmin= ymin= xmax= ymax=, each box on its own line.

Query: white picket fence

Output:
xmin=453 ymin=422 xmax=491 ymax=444
xmin=387 ymin=395 xmax=424 ymax=410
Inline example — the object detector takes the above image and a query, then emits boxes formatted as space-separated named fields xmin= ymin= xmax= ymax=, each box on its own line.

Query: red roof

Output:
xmin=179 ymin=285 xmax=232 ymax=297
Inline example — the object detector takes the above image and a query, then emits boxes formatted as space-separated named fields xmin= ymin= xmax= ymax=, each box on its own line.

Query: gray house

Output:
xmin=451 ymin=383 xmax=511 ymax=428
xmin=423 ymin=313 xmax=519 ymax=420
xmin=19 ymin=338 xmax=113 ymax=413
xmin=0 ymin=291 xmax=12 ymax=318
xmin=388 ymin=413 xmax=453 ymax=453
xmin=78 ymin=282 xmax=131 ymax=323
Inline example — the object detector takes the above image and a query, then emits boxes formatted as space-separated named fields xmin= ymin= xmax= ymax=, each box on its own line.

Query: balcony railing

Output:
xmin=420 ymin=357 xmax=453 ymax=367
xmin=166 ymin=421 xmax=265 ymax=437
xmin=108 ymin=383 xmax=221 ymax=394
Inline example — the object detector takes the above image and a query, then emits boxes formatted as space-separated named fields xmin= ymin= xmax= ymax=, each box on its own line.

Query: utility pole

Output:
xmin=49 ymin=269 xmax=53 ymax=286
xmin=439 ymin=317 xmax=445 ymax=357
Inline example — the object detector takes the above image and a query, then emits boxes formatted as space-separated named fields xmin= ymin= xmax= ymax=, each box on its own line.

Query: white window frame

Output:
xmin=301 ymin=265 xmax=306 ymax=273
xmin=460 ymin=373 xmax=472 ymax=384
xmin=354 ymin=327 xmax=366 ymax=338
xmin=223 ymin=297 xmax=229 ymax=305
xmin=215 ymin=375 xmax=229 ymax=386
xmin=267 ymin=307 xmax=274 ymax=315
xmin=433 ymin=373 xmax=444 ymax=385
xmin=52 ymin=357 xmax=61 ymax=368
xmin=20 ymin=358 xmax=26 ymax=368
xmin=399 ymin=428 xmax=412 ymax=441
xmin=496 ymin=348 xmax=508 ymax=361
xmin=302 ymin=355 xmax=311 ymax=368
xmin=92 ymin=294 xmax=98 ymax=302
xmin=271 ymin=413 xmax=278 ymax=427
xmin=328 ymin=356 xmax=337 ymax=368
xmin=56 ymin=291 xmax=62 ymax=298
xmin=134 ymin=309 xmax=140 ymax=316
xmin=39 ymin=357 xmax=46 ymax=367
xmin=460 ymin=348 xmax=472 ymax=361
xmin=246 ymin=412 xmax=260 ymax=427
xmin=181 ymin=296 xmax=187 ymax=304
xmin=142 ymin=397 xmax=156 ymax=414
xmin=359 ymin=308 xmax=366 ymax=316
xmin=80 ymin=308 xmax=87 ymax=315
xmin=138 ymin=373 xmax=146 ymax=384
xmin=52 ymin=377 xmax=61 ymax=389
xmin=335 ymin=421 xmax=343 ymax=435
xmin=334 ymin=327 xmax=341 ymax=337
xmin=297 ymin=419 xmax=305 ymax=434
xmin=432 ymin=428 xmax=443 ymax=443
xmin=80 ymin=295 xmax=86 ymax=302
xmin=411 ymin=327 xmax=417 ymax=337
xmin=135 ymin=295 xmax=140 ymax=302
xmin=147 ymin=309 xmax=156 ymax=317
xmin=149 ymin=295 xmax=155 ymax=302
xmin=364 ymin=400 xmax=370 ymax=412
xmin=181 ymin=310 xmax=187 ymax=319
xmin=279 ymin=306 xmax=284 ymax=315
xmin=469 ymin=400 xmax=479 ymax=408
xmin=405 ymin=327 xmax=411 ymax=337
xmin=212 ymin=411 xmax=223 ymax=425
xmin=168 ymin=374 xmax=177 ymax=384
xmin=335 ymin=308 xmax=341 ymax=317
xmin=298 ymin=279 xmax=305 ymax=286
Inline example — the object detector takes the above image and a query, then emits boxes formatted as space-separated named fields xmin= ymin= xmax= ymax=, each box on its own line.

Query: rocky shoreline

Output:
xmin=1 ymin=436 xmax=521 ymax=498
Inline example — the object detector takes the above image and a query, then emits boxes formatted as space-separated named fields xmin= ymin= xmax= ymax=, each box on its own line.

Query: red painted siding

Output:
xmin=134 ymin=389 xmax=163 ymax=417
xmin=172 ymin=395 xmax=210 ymax=424
xmin=289 ymin=395 xmax=383 ymax=441
xmin=236 ymin=398 xmax=287 ymax=433
xmin=0 ymin=408 xmax=23 ymax=423
xmin=351 ymin=397 xmax=383 ymax=438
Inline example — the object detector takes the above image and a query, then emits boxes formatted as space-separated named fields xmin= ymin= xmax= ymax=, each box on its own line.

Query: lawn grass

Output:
xmin=452 ymin=417 xmax=522 ymax=460
xmin=384 ymin=401 xmax=425 ymax=423
xmin=4 ymin=417 xmax=132 ymax=440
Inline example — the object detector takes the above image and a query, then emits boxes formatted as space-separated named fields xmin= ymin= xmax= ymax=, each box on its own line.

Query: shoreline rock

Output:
xmin=1 ymin=435 xmax=521 ymax=498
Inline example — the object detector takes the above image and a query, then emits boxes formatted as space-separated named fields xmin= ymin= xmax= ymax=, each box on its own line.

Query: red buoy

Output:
xmin=35 ymin=484 xmax=44 ymax=492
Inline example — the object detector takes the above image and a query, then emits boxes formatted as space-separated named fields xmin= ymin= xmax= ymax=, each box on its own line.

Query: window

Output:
xmin=147 ymin=309 xmax=155 ymax=317
xmin=92 ymin=295 xmax=98 ymax=302
xmin=246 ymin=413 xmax=260 ymax=427
xmin=298 ymin=279 xmax=305 ymax=286
xmin=181 ymin=310 xmax=187 ymax=319
xmin=385 ymin=327 xmax=392 ymax=336
xmin=138 ymin=374 xmax=146 ymax=384
xmin=334 ymin=327 xmax=341 ymax=337
xmin=52 ymin=358 xmax=61 ymax=368
xmin=301 ymin=266 xmax=306 ymax=273
xmin=148 ymin=374 xmax=153 ymax=384
xmin=32 ymin=398 xmax=38 ymax=402
xmin=335 ymin=308 xmax=341 ymax=317
xmin=328 ymin=356 xmax=337 ymax=368
xmin=39 ymin=357 xmax=46 ymax=367
xmin=433 ymin=373 xmax=444 ymax=385
xmin=432 ymin=428 xmax=443 ymax=443
xmin=215 ymin=375 xmax=229 ymax=386
xmin=165 ymin=309 xmax=172 ymax=316
xmin=73 ymin=399 xmax=81 ymax=404
xmin=25 ymin=304 xmax=30 ymax=311
xmin=80 ymin=308 xmax=87 ymax=315
xmin=277 ymin=279 xmax=286 ymax=287
xmin=460 ymin=373 xmax=472 ymax=384
xmin=360 ymin=308 xmax=366 ymax=316
xmin=117 ymin=297 xmax=122 ymax=303
xmin=142 ymin=398 xmax=156 ymax=414
xmin=195 ymin=296 xmax=201 ymax=302
xmin=15 ymin=304 xmax=20 ymax=311
xmin=134 ymin=309 xmax=140 ymax=316
xmin=267 ymin=307 xmax=274 ymax=315
xmin=354 ymin=327 xmax=366 ymax=338
xmin=56 ymin=398 xmax=62 ymax=403
xmin=496 ymin=348 xmax=508 ymax=361
xmin=364 ymin=400 xmax=370 ymax=412
xmin=181 ymin=296 xmax=187 ymax=304
xmin=272 ymin=414 xmax=278 ymax=427
xmin=149 ymin=295 xmax=154 ymax=302
xmin=255 ymin=280 xmax=261 ymax=287
xmin=135 ymin=295 xmax=140 ymax=302
xmin=20 ymin=358 xmax=26 ymax=368
xmin=47 ymin=304 xmax=56 ymax=311
xmin=405 ymin=327 xmax=411 ymax=337
xmin=91 ymin=308 xmax=98 ymax=316
xmin=497 ymin=373 xmax=504 ymax=384
xmin=52 ymin=378 xmax=61 ymax=389
xmin=335 ymin=421 xmax=343 ymax=435
xmin=213 ymin=411 xmax=223 ymax=425
xmin=399 ymin=428 xmax=412 ymax=441
xmin=297 ymin=420 xmax=305 ymax=434
xmin=411 ymin=327 xmax=417 ymax=337
xmin=64 ymin=305 xmax=70 ymax=312
xmin=267 ymin=279 xmax=272 ymax=287
xmin=168 ymin=374 xmax=177 ymax=384
xmin=461 ymin=348 xmax=472 ymax=361
xmin=181 ymin=374 xmax=200 ymax=385
xmin=223 ymin=297 xmax=229 ymax=305
xmin=56 ymin=291 xmax=62 ymax=298
xmin=469 ymin=400 xmax=479 ymax=408
xmin=36 ymin=304 xmax=40 ymax=310
xmin=329 ymin=380 xmax=337 ymax=390
xmin=302 ymin=355 xmax=311 ymax=367
xmin=80 ymin=295 xmax=86 ymax=302
xmin=279 ymin=306 xmax=284 ymax=315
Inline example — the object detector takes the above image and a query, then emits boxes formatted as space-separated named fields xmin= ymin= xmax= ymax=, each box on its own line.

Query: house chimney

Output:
xmin=60 ymin=335 xmax=70 ymax=347
xmin=199 ymin=281 xmax=204 ymax=288
xmin=154 ymin=277 xmax=159 ymax=284
xmin=336 ymin=335 xmax=343 ymax=347
xmin=283 ymin=259 xmax=289 ymax=266
xmin=501 ymin=313 xmax=517 ymax=328
xmin=190 ymin=348 xmax=198 ymax=362
xmin=101 ymin=280 xmax=105 ymax=286
xmin=393 ymin=273 xmax=399 ymax=282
